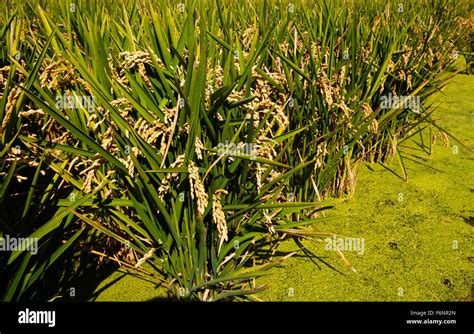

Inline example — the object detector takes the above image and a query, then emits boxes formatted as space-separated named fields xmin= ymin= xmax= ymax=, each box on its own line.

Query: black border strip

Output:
xmin=0 ymin=302 xmax=471 ymax=331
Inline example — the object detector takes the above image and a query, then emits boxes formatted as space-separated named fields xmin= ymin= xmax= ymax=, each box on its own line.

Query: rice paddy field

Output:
xmin=0 ymin=0 xmax=473 ymax=303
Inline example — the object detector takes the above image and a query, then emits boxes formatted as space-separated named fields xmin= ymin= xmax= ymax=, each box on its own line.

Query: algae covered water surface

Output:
xmin=93 ymin=73 xmax=473 ymax=302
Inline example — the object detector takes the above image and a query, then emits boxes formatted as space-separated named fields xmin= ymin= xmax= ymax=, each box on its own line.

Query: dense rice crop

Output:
xmin=0 ymin=0 xmax=472 ymax=301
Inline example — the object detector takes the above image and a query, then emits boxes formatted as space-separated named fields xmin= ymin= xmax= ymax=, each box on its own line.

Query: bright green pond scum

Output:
xmin=94 ymin=73 xmax=473 ymax=302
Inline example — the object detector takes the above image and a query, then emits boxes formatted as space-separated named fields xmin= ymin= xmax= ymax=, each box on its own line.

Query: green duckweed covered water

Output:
xmin=93 ymin=73 xmax=473 ymax=302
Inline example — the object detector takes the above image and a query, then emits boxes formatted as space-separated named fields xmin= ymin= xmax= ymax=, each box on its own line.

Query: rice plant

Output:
xmin=0 ymin=0 xmax=471 ymax=301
